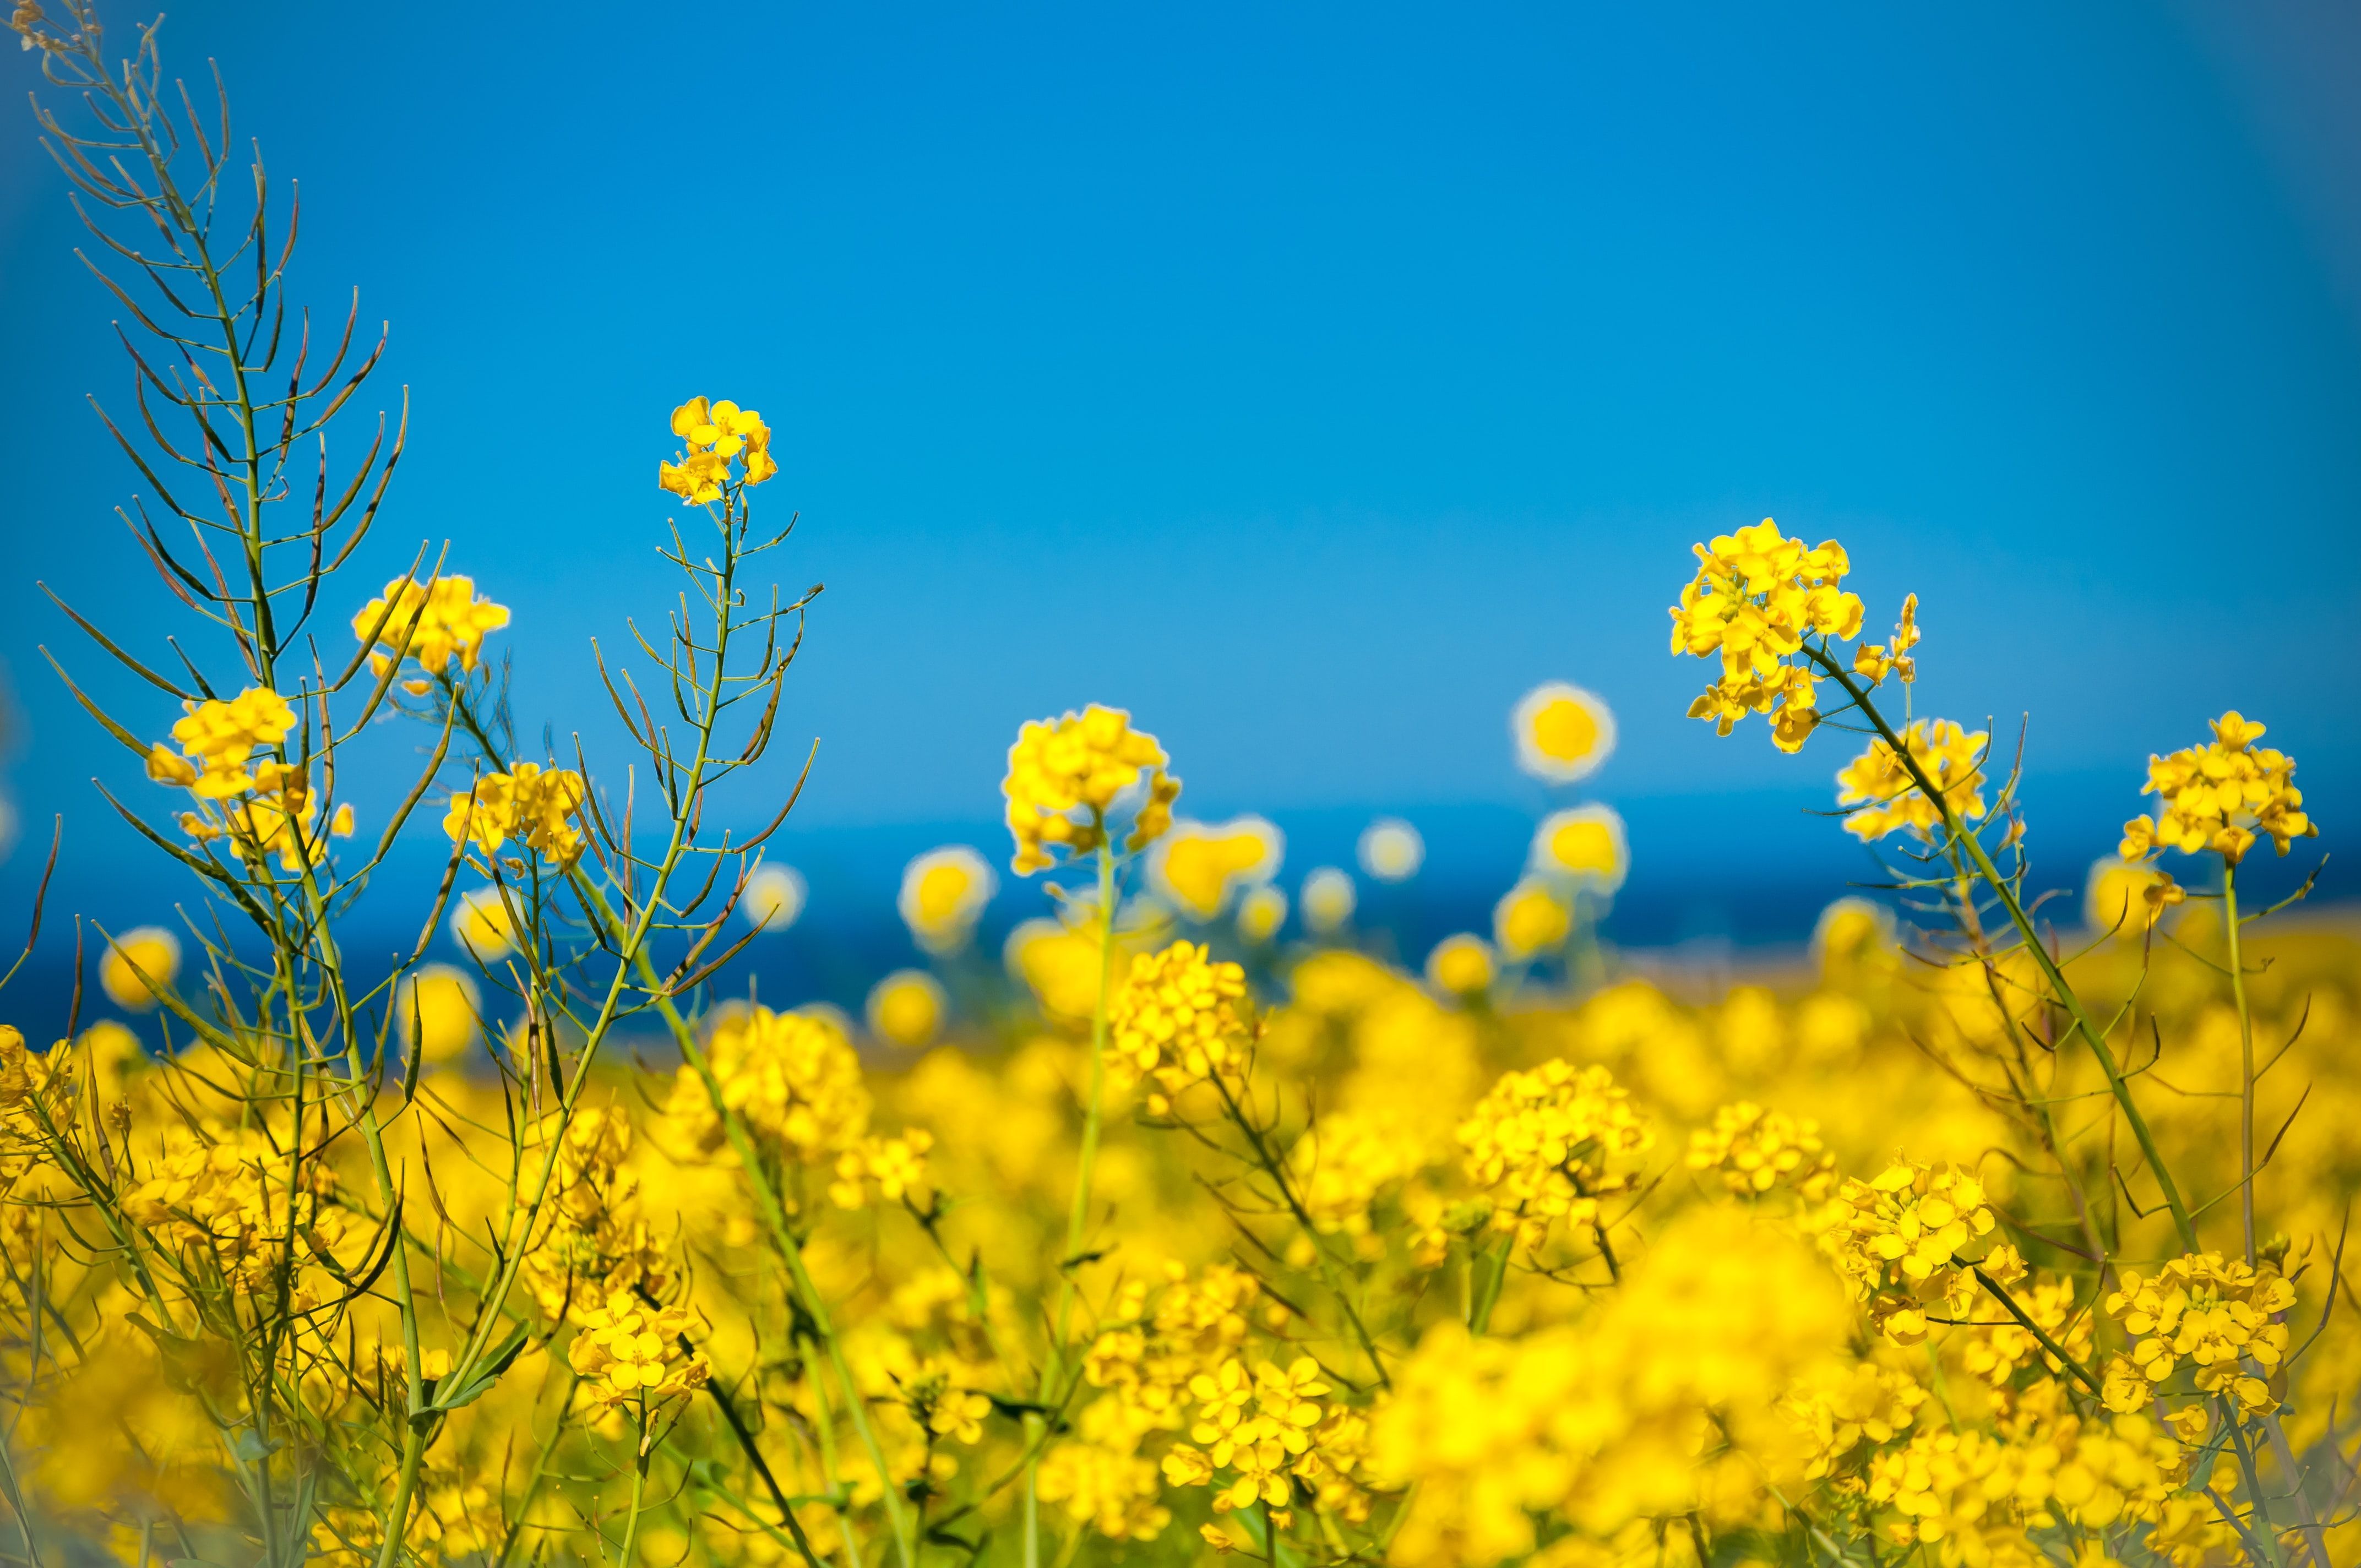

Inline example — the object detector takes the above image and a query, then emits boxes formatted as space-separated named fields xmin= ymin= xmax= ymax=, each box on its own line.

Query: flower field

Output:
xmin=4 ymin=6 xmax=2357 ymax=1568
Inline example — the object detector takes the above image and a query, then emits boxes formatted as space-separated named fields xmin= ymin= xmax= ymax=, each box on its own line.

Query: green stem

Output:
xmin=617 ymin=1429 xmax=650 ymax=1568
xmin=2224 ymin=861 xmax=2257 ymax=1265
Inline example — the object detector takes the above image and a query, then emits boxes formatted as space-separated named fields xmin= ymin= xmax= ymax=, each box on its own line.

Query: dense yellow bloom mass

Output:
xmin=659 ymin=395 xmax=777 ymax=504
xmin=443 ymin=760 xmax=587 ymax=863
xmin=1458 ymin=1059 xmax=1651 ymax=1251
xmin=1685 ymin=1100 xmax=1836 ymax=1200
xmin=1825 ymin=1159 xmax=1998 ymax=1343
xmin=149 ymin=686 xmax=297 ymax=799
xmin=351 ymin=575 xmax=510 ymax=686
xmin=662 ymin=1004 xmax=871 ymax=1172
xmin=1669 ymin=519 xmax=1864 ymax=751
xmin=2120 ymin=712 xmax=2316 ymax=867
xmin=1105 ymin=941 xmax=1251 ymax=1104
xmin=1002 ymin=705 xmax=1180 ymax=874
xmin=1835 ymin=719 xmax=1989 ymax=842
xmin=2102 ymin=1253 xmax=2295 ymax=1418
xmin=567 ymin=1292 xmax=710 ymax=1411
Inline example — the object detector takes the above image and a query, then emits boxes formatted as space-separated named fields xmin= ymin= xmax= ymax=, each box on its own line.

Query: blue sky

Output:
xmin=2 ymin=1 xmax=2357 ymax=978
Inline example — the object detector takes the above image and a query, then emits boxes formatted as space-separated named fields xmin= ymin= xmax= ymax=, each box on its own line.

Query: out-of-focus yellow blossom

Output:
xmin=1036 ymin=1439 xmax=1172 ymax=1542
xmin=398 ymin=965 xmax=481 ymax=1064
xmin=448 ymin=886 xmax=520 ymax=959
xmin=1835 ymin=719 xmax=1988 ymax=842
xmin=1493 ymin=877 xmax=1571 ymax=961
xmin=2119 ymin=712 xmax=2316 ymax=868
xmin=121 ymin=1122 xmax=348 ymax=1297
xmin=1686 ymin=1101 xmax=1836 ymax=1201
xmin=742 ymin=861 xmax=807 ymax=932
xmin=1004 ymin=916 xmax=1110 ymax=1019
xmin=149 ymin=687 xmax=297 ymax=799
xmin=867 ymin=968 xmax=946 ymax=1049
xmin=832 ymin=1130 xmax=935 ymax=1211
xmin=1960 ymin=1271 xmax=2092 ymax=1389
xmin=514 ymin=1101 xmax=670 ymax=1322
xmin=443 ymin=760 xmax=586 ymax=864
xmin=2102 ymin=1253 xmax=2295 ymax=1418
xmin=1669 ymin=520 xmax=1864 ymax=751
xmin=1813 ymin=895 xmax=1896 ymax=977
xmin=1424 ymin=933 xmax=1495 ymax=997
xmin=350 ymin=575 xmax=509 ymax=691
xmin=1528 ymin=803 xmax=1628 ymax=894
xmin=1234 ymin=883 xmax=1287 ymax=945
xmin=1459 ymin=1059 xmax=1651 ymax=1251
xmin=209 ymin=759 xmax=355 ymax=872
xmin=1511 ymin=680 xmax=1617 ymax=782
xmin=897 ymin=845 xmax=997 ymax=952
xmin=1851 ymin=592 xmax=1921 ymax=686
xmin=566 ymin=1292 xmax=710 ymax=1411
xmin=98 ymin=925 xmax=179 ymax=1010
xmin=1783 ymin=1358 xmax=1928 ymax=1480
xmin=661 ymin=1004 xmax=870 ymax=1174
xmin=1825 ymin=1159 xmax=1998 ymax=1343
xmin=1149 ymin=816 xmax=1282 ymax=922
xmin=659 ymin=395 xmax=776 ymax=504
xmin=1299 ymin=866 xmax=1356 ymax=935
xmin=1357 ymin=816 xmax=1424 ymax=882
xmin=1002 ymin=704 xmax=1180 ymax=874
xmin=1287 ymin=1109 xmax=1422 ymax=1240
xmin=2086 ymin=855 xmax=2185 ymax=936
xmin=1105 ymin=941 xmax=1252 ymax=1109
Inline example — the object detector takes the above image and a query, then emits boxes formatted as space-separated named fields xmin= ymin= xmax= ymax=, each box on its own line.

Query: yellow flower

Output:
xmin=660 ymin=1003 xmax=871 ymax=1172
xmin=566 ymin=1292 xmax=710 ymax=1411
xmin=1492 ymin=878 xmax=1570 ymax=961
xmin=1669 ymin=520 xmax=1864 ymax=749
xmin=1459 ymin=1058 xmax=1651 ymax=1251
xmin=399 ymin=965 xmax=482 ymax=1065
xmin=867 ymin=969 xmax=946 ymax=1049
xmin=1149 ymin=817 xmax=1283 ymax=922
xmin=155 ymin=687 xmax=297 ymax=799
xmin=1511 ymin=680 xmax=1616 ymax=782
xmin=1105 ymin=941 xmax=1251 ymax=1098
xmin=2083 ymin=856 xmax=2183 ymax=937
xmin=2101 ymin=1253 xmax=2295 ymax=1417
xmin=2119 ymin=711 xmax=2316 ymax=867
xmin=219 ymin=760 xmax=355 ymax=872
xmin=1424 ymin=933 xmax=1495 ymax=997
xmin=1834 ymin=719 xmax=1988 ymax=842
xmin=1825 ymin=1158 xmax=1998 ymax=1343
xmin=659 ymin=395 xmax=776 ymax=503
xmin=1356 ymin=817 xmax=1424 ymax=882
xmin=1528 ymin=803 xmax=1628 ymax=894
xmin=443 ymin=761 xmax=587 ymax=864
xmin=831 ymin=1129 xmax=935 ymax=1210
xmin=449 ymin=887 xmax=520 ymax=959
xmin=1299 ymin=867 xmax=1356 ymax=936
xmin=1234 ymin=884 xmax=1287 ymax=946
xmin=350 ymin=575 xmax=510 ymax=684
xmin=1001 ymin=704 xmax=1180 ymax=874
xmin=1850 ymin=594 xmax=1922 ymax=687
xmin=99 ymin=925 xmax=180 ymax=1011
xmin=897 ymin=845 xmax=998 ymax=952
xmin=1685 ymin=1101 xmax=1836 ymax=1200
xmin=741 ymin=862 xmax=807 ymax=933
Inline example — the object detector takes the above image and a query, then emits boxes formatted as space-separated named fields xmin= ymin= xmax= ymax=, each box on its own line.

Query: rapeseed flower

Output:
xmin=1424 ymin=933 xmax=1495 ymax=997
xmin=443 ymin=761 xmax=587 ymax=864
xmin=867 ymin=969 xmax=946 ymax=1049
xmin=1669 ymin=519 xmax=1863 ymax=751
xmin=350 ymin=575 xmax=509 ymax=688
xmin=1149 ymin=817 xmax=1281 ymax=922
xmin=97 ymin=926 xmax=179 ymax=1011
xmin=659 ymin=395 xmax=776 ymax=504
xmin=1459 ymin=1058 xmax=1651 ymax=1251
xmin=399 ymin=965 xmax=482 ymax=1065
xmin=567 ymin=1292 xmax=710 ymax=1411
xmin=898 ymin=845 xmax=997 ymax=952
xmin=1002 ymin=704 xmax=1180 ymax=874
xmin=1233 ymin=884 xmax=1287 ymax=945
xmin=2102 ymin=1253 xmax=2294 ymax=1418
xmin=1492 ymin=878 xmax=1570 ymax=961
xmin=1356 ymin=816 xmax=1424 ymax=882
xmin=742 ymin=862 xmax=807 ymax=933
xmin=2085 ymin=856 xmax=2184 ymax=936
xmin=1528 ymin=803 xmax=1628 ymax=894
xmin=1105 ymin=941 xmax=1250 ymax=1104
xmin=1511 ymin=680 xmax=1616 ymax=782
xmin=1299 ymin=867 xmax=1355 ymax=936
xmin=1834 ymin=719 xmax=1988 ymax=842
xmin=150 ymin=687 xmax=297 ymax=799
xmin=449 ymin=886 xmax=520 ymax=959
xmin=2119 ymin=712 xmax=2316 ymax=868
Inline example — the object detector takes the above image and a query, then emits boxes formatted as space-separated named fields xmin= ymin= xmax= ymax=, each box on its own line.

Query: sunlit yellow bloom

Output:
xmin=1355 ymin=816 xmax=1424 ymax=883
xmin=98 ymin=925 xmax=179 ymax=1011
xmin=2084 ymin=856 xmax=2183 ymax=937
xmin=660 ymin=1004 xmax=872 ymax=1174
xmin=1105 ymin=941 xmax=1251 ymax=1101
xmin=2119 ymin=711 xmax=2316 ymax=868
xmin=867 ymin=969 xmax=947 ymax=1049
xmin=1825 ymin=1159 xmax=1997 ymax=1343
xmin=831 ymin=1129 xmax=935 ymax=1210
xmin=567 ymin=1292 xmax=710 ymax=1411
xmin=1002 ymin=704 xmax=1180 ymax=874
xmin=218 ymin=760 xmax=355 ymax=872
xmin=1669 ymin=520 xmax=1863 ymax=749
xmin=741 ymin=862 xmax=806 ymax=933
xmin=1491 ymin=878 xmax=1570 ymax=961
xmin=1004 ymin=916 xmax=1112 ymax=1019
xmin=1686 ymin=1101 xmax=1836 ymax=1200
xmin=1234 ymin=884 xmax=1287 ymax=946
xmin=1150 ymin=817 xmax=1283 ymax=921
xmin=449 ymin=887 xmax=520 ymax=959
xmin=155 ymin=687 xmax=297 ymax=799
xmin=2102 ymin=1252 xmax=2294 ymax=1418
xmin=897 ymin=845 xmax=996 ymax=952
xmin=1834 ymin=719 xmax=1987 ymax=842
xmin=443 ymin=761 xmax=587 ymax=864
xmin=1528 ymin=803 xmax=1627 ymax=894
xmin=398 ymin=965 xmax=482 ymax=1065
xmin=350 ymin=575 xmax=510 ymax=686
xmin=1418 ymin=933 xmax=1492 ymax=998
xmin=1459 ymin=1058 xmax=1651 ymax=1251
xmin=1850 ymin=593 xmax=1921 ymax=687
xmin=659 ymin=395 xmax=776 ymax=503
xmin=1511 ymin=680 xmax=1616 ymax=782
xmin=1299 ymin=867 xmax=1356 ymax=936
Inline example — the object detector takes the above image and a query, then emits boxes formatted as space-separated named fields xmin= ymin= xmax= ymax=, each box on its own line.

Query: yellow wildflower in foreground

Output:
xmin=659 ymin=395 xmax=776 ymax=504
xmin=1669 ymin=519 xmax=1864 ymax=752
xmin=662 ymin=1004 xmax=869 ymax=1170
xmin=1511 ymin=680 xmax=1616 ymax=782
xmin=899 ymin=845 xmax=997 ymax=951
xmin=1105 ymin=941 xmax=1250 ymax=1102
xmin=567 ymin=1292 xmax=710 ymax=1411
xmin=2119 ymin=711 xmax=2316 ymax=867
xmin=443 ymin=761 xmax=587 ymax=864
xmin=149 ymin=686 xmax=297 ymax=799
xmin=1834 ymin=718 xmax=1988 ymax=842
xmin=350 ymin=574 xmax=510 ymax=686
xmin=98 ymin=926 xmax=179 ymax=1011
xmin=1459 ymin=1059 xmax=1651 ymax=1251
xmin=1149 ymin=817 xmax=1281 ymax=921
xmin=1825 ymin=1159 xmax=1997 ymax=1343
xmin=2102 ymin=1253 xmax=2294 ymax=1418
xmin=1002 ymin=704 xmax=1180 ymax=874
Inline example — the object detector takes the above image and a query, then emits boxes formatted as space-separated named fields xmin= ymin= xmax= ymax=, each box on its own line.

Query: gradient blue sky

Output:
xmin=2 ymin=2 xmax=2357 ymax=965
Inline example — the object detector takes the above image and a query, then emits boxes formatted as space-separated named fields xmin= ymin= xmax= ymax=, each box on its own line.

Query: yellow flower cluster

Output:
xmin=1685 ymin=1100 xmax=1837 ymax=1200
xmin=515 ymin=1102 xmax=669 ymax=1323
xmin=565 ymin=1291 xmax=711 ymax=1412
xmin=442 ymin=761 xmax=587 ymax=864
xmin=2101 ymin=1253 xmax=2295 ymax=1418
xmin=1002 ymin=704 xmax=1180 ymax=874
xmin=201 ymin=760 xmax=356 ymax=872
xmin=146 ymin=687 xmax=297 ymax=799
xmin=1104 ymin=941 xmax=1252 ymax=1108
xmin=1669 ymin=519 xmax=1864 ymax=752
xmin=1835 ymin=719 xmax=1989 ymax=842
xmin=1824 ymin=1160 xmax=1997 ymax=1343
xmin=1160 ymin=1357 xmax=1364 ymax=1526
xmin=351 ymin=575 xmax=510 ymax=689
xmin=1851 ymin=592 xmax=1921 ymax=686
xmin=122 ymin=1124 xmax=349 ymax=1302
xmin=658 ymin=395 xmax=777 ymax=505
xmin=662 ymin=1004 xmax=873 ymax=1177
xmin=2119 ymin=712 xmax=2317 ymax=868
xmin=1456 ymin=1059 xmax=1651 ymax=1251
xmin=830 ymin=1129 xmax=935 ymax=1211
